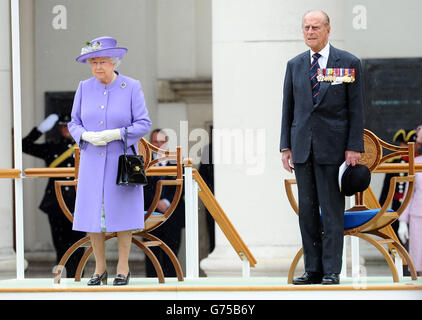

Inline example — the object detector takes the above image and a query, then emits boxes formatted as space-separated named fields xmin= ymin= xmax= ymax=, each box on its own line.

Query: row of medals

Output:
xmin=316 ymin=68 xmax=355 ymax=83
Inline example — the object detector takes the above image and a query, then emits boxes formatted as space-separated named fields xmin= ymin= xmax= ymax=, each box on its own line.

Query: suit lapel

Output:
xmin=315 ymin=45 xmax=340 ymax=106
xmin=301 ymin=51 xmax=313 ymax=104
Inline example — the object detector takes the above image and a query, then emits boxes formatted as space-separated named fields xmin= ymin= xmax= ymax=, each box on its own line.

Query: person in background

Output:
xmin=416 ymin=125 xmax=422 ymax=152
xmin=143 ymin=129 xmax=185 ymax=277
xmin=22 ymin=113 xmax=85 ymax=278
xmin=398 ymin=125 xmax=422 ymax=276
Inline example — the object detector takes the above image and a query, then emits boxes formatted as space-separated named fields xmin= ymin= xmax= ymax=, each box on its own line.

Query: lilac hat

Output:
xmin=76 ymin=36 xmax=127 ymax=63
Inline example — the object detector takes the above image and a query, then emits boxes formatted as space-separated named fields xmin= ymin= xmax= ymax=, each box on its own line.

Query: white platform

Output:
xmin=0 ymin=276 xmax=421 ymax=300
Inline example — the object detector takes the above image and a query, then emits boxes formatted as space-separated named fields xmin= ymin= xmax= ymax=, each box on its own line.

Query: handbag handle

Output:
xmin=123 ymin=127 xmax=138 ymax=155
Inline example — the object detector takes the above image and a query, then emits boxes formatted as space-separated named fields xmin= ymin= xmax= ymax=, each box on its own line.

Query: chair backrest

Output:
xmin=137 ymin=138 xmax=184 ymax=232
xmin=360 ymin=129 xmax=415 ymax=174
xmin=138 ymin=138 xmax=183 ymax=179
xmin=55 ymin=148 xmax=80 ymax=223
xmin=353 ymin=129 xmax=415 ymax=209
xmin=55 ymin=138 xmax=184 ymax=230
xmin=347 ymin=129 xmax=416 ymax=233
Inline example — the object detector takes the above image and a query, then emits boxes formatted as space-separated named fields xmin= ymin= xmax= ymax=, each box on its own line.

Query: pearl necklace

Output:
xmin=104 ymin=72 xmax=117 ymax=88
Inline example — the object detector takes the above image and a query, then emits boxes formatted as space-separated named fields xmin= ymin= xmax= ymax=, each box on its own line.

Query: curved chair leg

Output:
xmin=374 ymin=231 xmax=418 ymax=281
xmin=74 ymin=247 xmax=93 ymax=282
xmin=131 ymin=237 xmax=165 ymax=283
xmin=391 ymin=241 xmax=418 ymax=280
xmin=355 ymin=233 xmax=400 ymax=282
xmin=288 ymin=248 xmax=303 ymax=284
xmin=139 ymin=232 xmax=184 ymax=281
xmin=54 ymin=236 xmax=91 ymax=284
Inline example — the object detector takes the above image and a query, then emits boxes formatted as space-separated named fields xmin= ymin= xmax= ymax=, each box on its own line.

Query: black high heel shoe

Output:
xmin=87 ymin=270 xmax=108 ymax=286
xmin=113 ymin=272 xmax=130 ymax=286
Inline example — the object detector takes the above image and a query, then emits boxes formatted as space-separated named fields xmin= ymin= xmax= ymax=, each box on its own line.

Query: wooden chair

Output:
xmin=285 ymin=129 xmax=418 ymax=283
xmin=53 ymin=138 xmax=184 ymax=284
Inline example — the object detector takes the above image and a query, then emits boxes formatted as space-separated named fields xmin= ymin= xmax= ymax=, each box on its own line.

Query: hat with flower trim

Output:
xmin=76 ymin=36 xmax=127 ymax=63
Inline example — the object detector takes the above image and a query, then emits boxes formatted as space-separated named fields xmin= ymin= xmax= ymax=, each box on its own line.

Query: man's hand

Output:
xmin=282 ymin=149 xmax=294 ymax=173
xmin=345 ymin=150 xmax=361 ymax=166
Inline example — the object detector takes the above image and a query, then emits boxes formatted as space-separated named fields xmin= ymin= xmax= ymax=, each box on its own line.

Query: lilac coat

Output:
xmin=399 ymin=155 xmax=422 ymax=271
xmin=68 ymin=73 xmax=152 ymax=232
xmin=400 ymin=155 xmax=422 ymax=221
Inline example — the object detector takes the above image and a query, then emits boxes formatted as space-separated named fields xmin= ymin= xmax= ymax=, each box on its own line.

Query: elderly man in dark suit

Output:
xmin=280 ymin=10 xmax=365 ymax=285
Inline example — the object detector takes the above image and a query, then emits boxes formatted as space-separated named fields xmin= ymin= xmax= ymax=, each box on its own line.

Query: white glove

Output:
xmin=398 ymin=221 xmax=409 ymax=244
xmin=82 ymin=131 xmax=107 ymax=146
xmin=96 ymin=129 xmax=122 ymax=143
xmin=37 ymin=114 xmax=59 ymax=133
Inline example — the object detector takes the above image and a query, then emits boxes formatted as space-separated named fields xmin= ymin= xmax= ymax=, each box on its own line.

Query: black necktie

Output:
xmin=310 ymin=53 xmax=321 ymax=105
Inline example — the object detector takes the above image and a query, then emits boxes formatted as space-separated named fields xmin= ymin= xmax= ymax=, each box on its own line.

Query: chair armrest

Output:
xmin=144 ymin=180 xmax=163 ymax=220
xmin=365 ymin=175 xmax=415 ymax=230
xmin=390 ymin=175 xmax=415 ymax=217
xmin=54 ymin=180 xmax=77 ymax=223
xmin=284 ymin=179 xmax=299 ymax=216
xmin=160 ymin=179 xmax=183 ymax=219
xmin=144 ymin=179 xmax=183 ymax=221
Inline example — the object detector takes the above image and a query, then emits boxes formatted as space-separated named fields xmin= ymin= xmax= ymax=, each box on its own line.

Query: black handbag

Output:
xmin=116 ymin=128 xmax=148 ymax=186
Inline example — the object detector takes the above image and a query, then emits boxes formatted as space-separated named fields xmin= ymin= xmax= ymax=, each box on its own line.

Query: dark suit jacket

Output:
xmin=280 ymin=45 xmax=365 ymax=165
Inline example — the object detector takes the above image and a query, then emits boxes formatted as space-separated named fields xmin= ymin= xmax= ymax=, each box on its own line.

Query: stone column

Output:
xmin=201 ymin=0 xmax=345 ymax=276
xmin=0 ymin=0 xmax=18 ymax=279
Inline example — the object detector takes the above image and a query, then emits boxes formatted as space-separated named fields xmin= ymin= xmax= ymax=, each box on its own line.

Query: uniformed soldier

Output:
xmin=22 ymin=113 xmax=85 ymax=277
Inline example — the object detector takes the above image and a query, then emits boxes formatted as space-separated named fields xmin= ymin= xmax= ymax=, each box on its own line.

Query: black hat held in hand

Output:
xmin=338 ymin=162 xmax=371 ymax=196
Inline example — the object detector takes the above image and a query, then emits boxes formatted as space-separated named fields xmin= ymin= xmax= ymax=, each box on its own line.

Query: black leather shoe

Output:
xmin=87 ymin=270 xmax=108 ymax=286
xmin=113 ymin=272 xmax=130 ymax=286
xmin=292 ymin=272 xmax=322 ymax=285
xmin=322 ymin=273 xmax=340 ymax=285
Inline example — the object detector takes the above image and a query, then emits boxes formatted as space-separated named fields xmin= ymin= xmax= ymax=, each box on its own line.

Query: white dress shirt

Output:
xmin=310 ymin=42 xmax=330 ymax=69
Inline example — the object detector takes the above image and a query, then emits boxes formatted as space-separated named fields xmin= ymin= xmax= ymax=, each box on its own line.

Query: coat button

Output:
xmin=101 ymin=105 xmax=105 ymax=109
xmin=100 ymin=121 xmax=104 ymax=125
xmin=104 ymin=91 xmax=107 ymax=95
xmin=101 ymin=152 xmax=104 ymax=156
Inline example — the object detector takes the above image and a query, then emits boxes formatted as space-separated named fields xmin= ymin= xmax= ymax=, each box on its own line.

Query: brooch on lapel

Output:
xmin=317 ymin=68 xmax=355 ymax=83
xmin=120 ymin=82 xmax=127 ymax=88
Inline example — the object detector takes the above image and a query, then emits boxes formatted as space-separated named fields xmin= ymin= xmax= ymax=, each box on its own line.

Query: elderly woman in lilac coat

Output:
xmin=68 ymin=36 xmax=151 ymax=285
